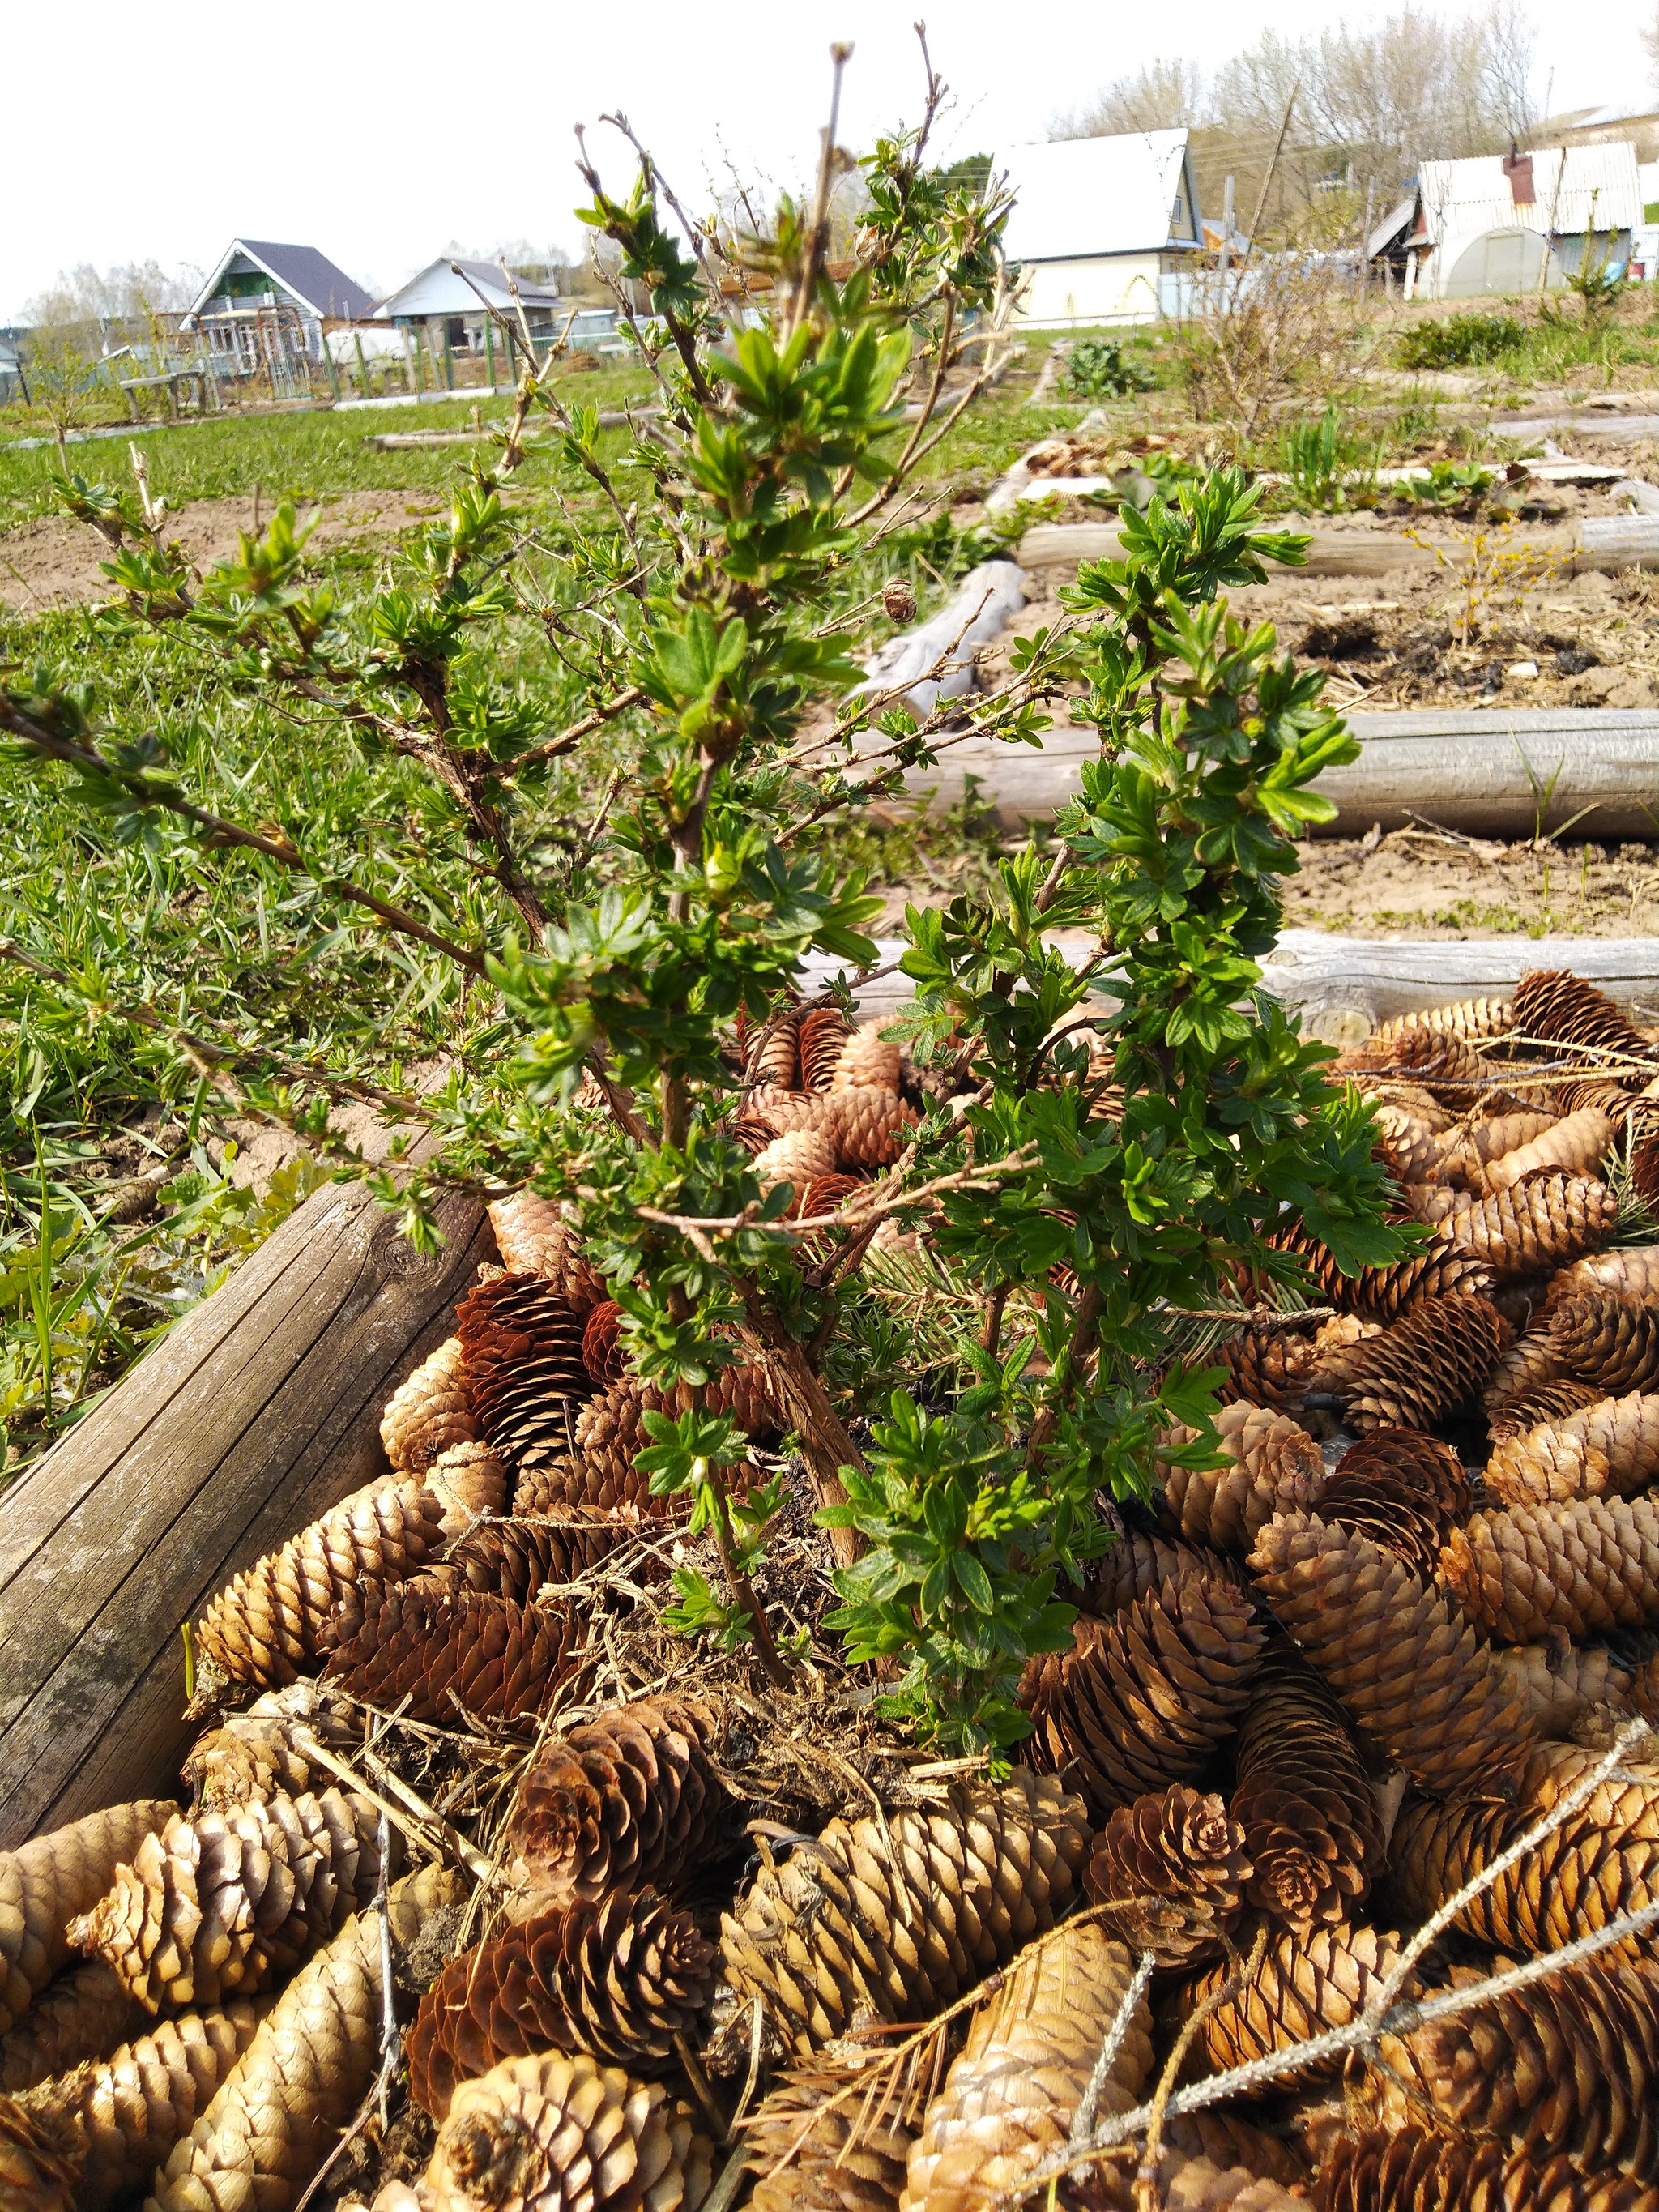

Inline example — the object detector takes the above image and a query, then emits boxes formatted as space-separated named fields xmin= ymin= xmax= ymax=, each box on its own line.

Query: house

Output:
xmin=1390 ymin=143 xmax=1643 ymax=301
xmin=373 ymin=260 xmax=617 ymax=354
xmin=1538 ymin=103 xmax=1659 ymax=163
xmin=995 ymin=130 xmax=1204 ymax=327
xmin=181 ymin=241 xmax=373 ymax=385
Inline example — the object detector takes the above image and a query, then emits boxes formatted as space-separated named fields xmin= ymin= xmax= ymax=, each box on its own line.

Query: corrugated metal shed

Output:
xmin=997 ymin=131 xmax=1202 ymax=262
xmin=1415 ymin=142 xmax=1642 ymax=246
xmin=374 ymin=260 xmax=565 ymax=321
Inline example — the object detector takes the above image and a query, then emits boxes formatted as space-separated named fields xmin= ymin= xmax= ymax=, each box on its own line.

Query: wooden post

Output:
xmin=399 ymin=325 xmax=417 ymax=395
xmin=353 ymin=333 xmax=370 ymax=399
xmin=443 ymin=323 xmax=455 ymax=391
xmin=0 ymin=1172 xmax=493 ymax=1844
xmin=322 ymin=339 xmax=342 ymax=401
xmin=484 ymin=318 xmax=497 ymax=391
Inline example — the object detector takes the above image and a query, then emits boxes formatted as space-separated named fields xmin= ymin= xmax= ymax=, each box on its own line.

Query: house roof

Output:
xmin=996 ymin=131 xmax=1201 ymax=262
xmin=186 ymin=241 xmax=374 ymax=322
xmin=373 ymin=258 xmax=566 ymax=319
xmin=1367 ymin=196 xmax=1418 ymax=258
xmin=1414 ymin=143 xmax=1643 ymax=246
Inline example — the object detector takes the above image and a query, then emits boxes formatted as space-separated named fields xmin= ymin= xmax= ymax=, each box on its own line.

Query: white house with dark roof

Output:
xmin=995 ymin=130 xmax=1204 ymax=327
xmin=371 ymin=259 xmax=616 ymax=353
xmin=182 ymin=240 xmax=374 ymax=366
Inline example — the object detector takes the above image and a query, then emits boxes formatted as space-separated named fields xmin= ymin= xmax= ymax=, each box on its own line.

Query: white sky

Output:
xmin=2 ymin=0 xmax=1654 ymax=320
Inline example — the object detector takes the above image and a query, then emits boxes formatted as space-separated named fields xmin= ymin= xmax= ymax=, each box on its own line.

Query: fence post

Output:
xmin=322 ymin=339 xmax=342 ymax=400
xmin=353 ymin=333 xmax=370 ymax=399
xmin=484 ymin=318 xmax=497 ymax=391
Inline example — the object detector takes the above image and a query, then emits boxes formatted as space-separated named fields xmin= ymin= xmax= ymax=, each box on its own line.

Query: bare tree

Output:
xmin=1056 ymin=56 xmax=1205 ymax=139
xmin=23 ymin=259 xmax=201 ymax=331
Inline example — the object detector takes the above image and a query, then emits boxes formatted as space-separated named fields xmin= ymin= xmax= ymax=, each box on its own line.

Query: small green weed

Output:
xmin=1063 ymin=338 xmax=1155 ymax=400
xmin=1397 ymin=315 xmax=1525 ymax=370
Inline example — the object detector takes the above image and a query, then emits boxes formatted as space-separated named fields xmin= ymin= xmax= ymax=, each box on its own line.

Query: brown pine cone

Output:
xmin=570 ymin=1379 xmax=656 ymax=1508
xmin=457 ymin=1271 xmax=594 ymax=1475
xmin=901 ymin=1922 xmax=1154 ymax=2212
xmin=1551 ymin=1293 xmax=1659 ymax=1397
xmin=1315 ymin=1431 xmax=1471 ymax=1578
xmin=1317 ymin=2128 xmax=1659 ymax=2212
xmin=1401 ymin=1182 xmax=1474 ymax=1223
xmin=0 ymin=1801 xmax=177 ymax=2036
xmin=745 ymin=1006 xmax=804 ymax=1089
xmin=1215 ymin=1317 xmax=1327 ymax=1411
xmin=1337 ymin=1028 xmax=1487 ymax=1104
xmin=486 ymin=1194 xmax=607 ymax=1311
xmin=407 ymin=1888 xmax=716 ymax=2120
xmin=1158 ymin=1406 xmax=1325 ymax=1553
xmin=1391 ymin=1744 xmax=1659 ymax=1958
xmin=1440 ymin=1492 xmax=1659 ymax=1641
xmin=1484 ymin=1393 xmax=1659 ymax=1507
xmin=581 ymin=1300 xmax=627 ymax=1385
xmin=752 ymin=1126 xmax=840 ymax=1194
xmin=380 ymin=1337 xmax=476 ymax=1473
xmin=821 ymin=1083 xmax=917 ymax=1170
xmin=419 ymin=2052 xmax=712 ymax=2212
xmin=828 ymin=1018 xmax=902 ymax=1094
xmin=1484 ymin=1323 xmax=1571 ymax=1417
xmin=0 ymin=2096 xmax=78 ymax=2211
xmin=1489 ymin=1274 xmax=1555 ymax=1330
xmin=1230 ymin=1648 xmax=1384 ymax=1928
xmin=1371 ymin=999 xmax=1514 ymax=1047
xmin=0 ymin=1962 xmax=144 ymax=2092
xmin=797 ymin=1006 xmax=855 ymax=1095
xmin=1085 ymin=1787 xmax=1251 ymax=1965
xmin=513 ymin=1449 xmax=666 ymax=1520
xmin=1174 ymin=1922 xmax=1401 ymax=2084
xmin=1247 ymin=1510 xmax=1536 ymax=1794
xmin=1548 ymin=1244 xmax=1659 ymax=1310
xmin=323 ymin=1584 xmax=589 ymax=1725
xmin=1556 ymin=1076 xmax=1640 ymax=1124
xmin=718 ymin=1770 xmax=1090 ymax=2065
xmin=195 ymin=1477 xmax=444 ymax=1689
xmin=505 ymin=1697 xmax=728 ymax=1913
xmin=1269 ymin=1225 xmax=1491 ymax=1321
xmin=181 ymin=1711 xmax=318 ymax=1818
xmin=1486 ymin=1107 xmax=1618 ymax=1189
xmin=1634 ymin=1133 xmax=1659 ymax=1213
xmin=1442 ymin=1172 xmax=1618 ymax=1277
xmin=1314 ymin=1294 xmax=1509 ymax=1432
xmin=1369 ymin=1104 xmax=1440 ymax=1184
xmin=1020 ymin=1578 xmax=1266 ymax=1815
xmin=148 ymin=1864 xmax=463 ymax=2212
xmin=68 ymin=1787 xmax=389 ymax=2012
xmin=424 ymin=1441 xmax=509 ymax=1537
xmin=1084 ymin=1531 xmax=1242 ymax=1612
xmin=728 ymin=1112 xmax=782 ymax=1156
xmin=1433 ymin=1108 xmax=1561 ymax=1189
xmin=425 ymin=1512 xmax=634 ymax=1604
xmin=0 ymin=2000 xmax=263 ymax=2211
xmin=1487 ymin=1644 xmax=1635 ymax=1744
xmin=1513 ymin=967 xmax=1653 ymax=1061
xmin=744 ymin=2059 xmax=922 ymax=2212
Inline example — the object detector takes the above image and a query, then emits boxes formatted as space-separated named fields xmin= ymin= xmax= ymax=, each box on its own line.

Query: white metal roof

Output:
xmin=996 ymin=131 xmax=1201 ymax=262
xmin=1415 ymin=142 xmax=1643 ymax=246
xmin=373 ymin=259 xmax=565 ymax=320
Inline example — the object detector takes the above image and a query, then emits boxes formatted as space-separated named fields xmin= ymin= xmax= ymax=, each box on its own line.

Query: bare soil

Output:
xmin=1282 ymin=831 xmax=1659 ymax=938
xmin=0 ymin=489 xmax=445 ymax=613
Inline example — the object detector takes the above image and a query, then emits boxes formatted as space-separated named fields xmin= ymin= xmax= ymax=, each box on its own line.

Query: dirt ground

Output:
xmin=1282 ymin=830 xmax=1659 ymax=937
xmin=0 ymin=489 xmax=443 ymax=613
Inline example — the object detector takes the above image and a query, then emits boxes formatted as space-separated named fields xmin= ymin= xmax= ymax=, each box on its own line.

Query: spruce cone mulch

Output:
xmin=380 ymin=1336 xmax=477 ymax=1474
xmin=1484 ymin=1106 xmax=1619 ymax=1189
xmin=486 ymin=1193 xmax=608 ymax=1312
xmin=1085 ymin=1787 xmax=1251 ymax=1965
xmin=1247 ymin=1510 xmax=1537 ymax=1794
xmin=1229 ymin=1649 xmax=1384 ymax=1928
xmin=1550 ymin=1294 xmax=1659 ymax=1397
xmin=425 ymin=1511 xmax=637 ymax=1605
xmin=1442 ymin=1173 xmax=1621 ymax=1275
xmin=407 ymin=1887 xmax=717 ymax=2120
xmin=417 ymin=2050 xmax=713 ymax=2212
xmin=1158 ymin=1404 xmax=1326 ymax=1552
xmin=718 ymin=1770 xmax=1090 ymax=2063
xmin=1371 ymin=997 xmax=1515 ymax=1046
xmin=744 ymin=2060 xmax=923 ymax=2212
xmin=1316 ymin=2127 xmax=1659 ymax=2212
xmin=457 ymin=1270 xmax=595 ymax=1474
xmin=1314 ymin=1430 xmax=1471 ymax=1578
xmin=1439 ymin=1492 xmax=1659 ymax=1641
xmin=0 ymin=1961 xmax=143 ymax=2093
xmin=1309 ymin=1292 xmax=1509 ymax=1431
xmin=1175 ymin=1921 xmax=1402 ymax=2084
xmin=67 ymin=1787 xmax=390 ymax=2011
xmin=195 ymin=1476 xmax=444 ymax=1688
xmin=1512 ymin=967 xmax=1653 ymax=1062
xmin=1020 ymin=1578 xmax=1267 ymax=1815
xmin=505 ymin=1697 xmax=730 ymax=1914
xmin=1483 ymin=1393 xmax=1659 ymax=1507
xmin=0 ymin=1801 xmax=177 ymax=2037
xmin=322 ymin=1585 xmax=591 ymax=1724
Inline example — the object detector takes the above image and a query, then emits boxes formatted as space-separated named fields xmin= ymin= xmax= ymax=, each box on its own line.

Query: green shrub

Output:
xmin=1064 ymin=338 xmax=1155 ymax=399
xmin=1397 ymin=314 xmax=1525 ymax=370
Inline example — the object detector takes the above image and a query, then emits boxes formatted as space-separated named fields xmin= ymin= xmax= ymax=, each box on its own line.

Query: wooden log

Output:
xmin=1016 ymin=520 xmax=1438 ymax=576
xmin=1576 ymin=515 xmax=1659 ymax=571
xmin=0 ymin=1174 xmax=492 ymax=1846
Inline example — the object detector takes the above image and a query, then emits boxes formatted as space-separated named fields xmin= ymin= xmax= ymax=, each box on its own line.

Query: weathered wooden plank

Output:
xmin=0 ymin=1176 xmax=492 ymax=1845
xmin=1016 ymin=520 xmax=1439 ymax=574
xmin=1257 ymin=931 xmax=1659 ymax=1042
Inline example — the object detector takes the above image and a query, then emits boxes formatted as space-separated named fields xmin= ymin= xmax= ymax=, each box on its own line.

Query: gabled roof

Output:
xmin=374 ymin=258 xmax=566 ymax=318
xmin=186 ymin=240 xmax=373 ymax=322
xmin=1414 ymin=143 xmax=1642 ymax=246
xmin=996 ymin=130 xmax=1202 ymax=262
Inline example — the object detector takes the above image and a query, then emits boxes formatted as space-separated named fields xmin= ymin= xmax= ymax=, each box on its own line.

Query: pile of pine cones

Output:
xmin=5 ymin=974 xmax=1659 ymax=2212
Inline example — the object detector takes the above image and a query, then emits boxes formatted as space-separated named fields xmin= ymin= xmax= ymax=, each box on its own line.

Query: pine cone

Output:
xmin=68 ymin=1787 xmax=389 ymax=2012
xmin=457 ymin=1272 xmax=594 ymax=1475
xmin=1490 ymin=1275 xmax=1554 ymax=1331
xmin=381 ymin=1338 xmax=477 ymax=1473
xmin=1440 ymin=1493 xmax=1659 ymax=1640
xmin=746 ymin=1007 xmax=804 ymax=1090
xmin=0 ymin=2000 xmax=262 ymax=2211
xmin=1020 ymin=1579 xmax=1266 ymax=1815
xmin=1269 ymin=1226 xmax=1492 ymax=1319
xmin=148 ymin=1864 xmax=463 ymax=2212
xmin=1314 ymin=1431 xmax=1471 ymax=1578
xmin=424 ymin=1441 xmax=509 ymax=1537
xmin=745 ymin=2060 xmax=921 ymax=2212
xmin=514 ymin=1449 xmax=666 ymax=1520
xmin=1369 ymin=1104 xmax=1440 ymax=1184
xmin=1175 ymin=1922 xmax=1401 ymax=2084
xmin=797 ymin=1006 xmax=855 ymax=1095
xmin=181 ymin=1712 xmax=318 ymax=1817
xmin=486 ymin=1194 xmax=607 ymax=1312
xmin=1555 ymin=1077 xmax=1640 ymax=1125
xmin=582 ymin=1300 xmax=627 ymax=1385
xmin=1158 ymin=1407 xmax=1325 ymax=1553
xmin=1317 ymin=2128 xmax=1657 ymax=2212
xmin=1085 ymin=1531 xmax=1242 ymax=1612
xmin=1484 ymin=1393 xmax=1659 ymax=1507
xmin=1486 ymin=1107 xmax=1618 ymax=1189
xmin=0 ymin=2096 xmax=77 ymax=2211
xmin=0 ymin=1801 xmax=177 ymax=2036
xmin=1487 ymin=1641 xmax=1636 ymax=1738
xmin=1442 ymin=1173 xmax=1618 ymax=1277
xmin=829 ymin=1019 xmax=902 ymax=1094
xmin=407 ymin=1888 xmax=717 ymax=2120
xmin=1371 ymin=1000 xmax=1514 ymax=1048
xmin=744 ymin=1083 xmax=818 ymax=1136
xmin=1433 ymin=1108 xmax=1561 ymax=1189
xmin=1085 ymin=1787 xmax=1251 ymax=1965
xmin=0 ymin=1961 xmax=144 ymax=2093
xmin=753 ymin=1126 xmax=841 ymax=1194
xmin=570 ymin=1381 xmax=657 ymax=1509
xmin=1216 ymin=1317 xmax=1328 ymax=1411
xmin=1494 ymin=1375 xmax=1638 ymax=1441
xmin=719 ymin=1770 xmax=1090 ymax=2064
xmin=1313 ymin=1294 xmax=1509 ymax=1432
xmin=505 ymin=1698 xmax=728 ymax=1913
xmin=424 ymin=1513 xmax=629 ymax=1604
xmin=1391 ymin=1744 xmax=1659 ymax=1958
xmin=1337 ymin=1029 xmax=1487 ymax=1105
xmin=195 ymin=1477 xmax=445 ymax=1688
xmin=1550 ymin=1294 xmax=1659 ymax=1397
xmin=1230 ymin=1648 xmax=1384 ymax=1928
xmin=1484 ymin=1324 xmax=1571 ymax=1417
xmin=1512 ymin=967 xmax=1653 ymax=1061
xmin=1247 ymin=1510 xmax=1536 ymax=1794
xmin=1633 ymin=1133 xmax=1659 ymax=1213
xmin=821 ymin=1085 xmax=917 ymax=1170
xmin=1402 ymin=1182 xmax=1473 ymax=1223
xmin=418 ymin=2052 xmax=712 ymax=2212
xmin=324 ymin=1585 xmax=588 ymax=1725
xmin=901 ymin=1922 xmax=1154 ymax=2212
xmin=1548 ymin=1244 xmax=1659 ymax=1310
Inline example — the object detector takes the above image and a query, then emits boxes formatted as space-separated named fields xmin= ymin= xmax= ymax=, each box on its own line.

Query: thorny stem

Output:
xmin=705 ymin=1460 xmax=790 ymax=1689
